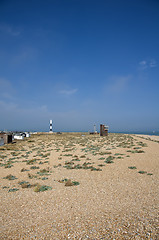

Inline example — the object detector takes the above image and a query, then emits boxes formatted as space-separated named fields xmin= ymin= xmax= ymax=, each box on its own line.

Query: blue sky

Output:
xmin=0 ymin=0 xmax=159 ymax=132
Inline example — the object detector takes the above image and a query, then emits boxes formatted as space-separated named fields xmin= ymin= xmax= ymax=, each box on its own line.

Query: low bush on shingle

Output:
xmin=3 ymin=174 xmax=17 ymax=180
xmin=8 ymin=188 xmax=19 ymax=192
xmin=58 ymin=178 xmax=80 ymax=186
xmin=34 ymin=184 xmax=52 ymax=192
xmin=128 ymin=166 xmax=137 ymax=169
xmin=138 ymin=171 xmax=147 ymax=174
xmin=104 ymin=156 xmax=114 ymax=164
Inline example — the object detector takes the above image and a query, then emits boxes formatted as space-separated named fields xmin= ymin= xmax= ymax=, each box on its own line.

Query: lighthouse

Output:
xmin=49 ymin=120 xmax=53 ymax=132
xmin=94 ymin=124 xmax=97 ymax=133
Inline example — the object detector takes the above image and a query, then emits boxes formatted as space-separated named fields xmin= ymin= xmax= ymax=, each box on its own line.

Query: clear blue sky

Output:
xmin=0 ymin=0 xmax=159 ymax=132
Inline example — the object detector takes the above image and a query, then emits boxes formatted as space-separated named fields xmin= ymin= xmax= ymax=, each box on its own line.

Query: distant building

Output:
xmin=0 ymin=133 xmax=13 ymax=144
xmin=25 ymin=132 xmax=30 ymax=137
xmin=94 ymin=124 xmax=97 ymax=134
xmin=100 ymin=124 xmax=109 ymax=136
xmin=14 ymin=134 xmax=24 ymax=140
xmin=0 ymin=137 xmax=4 ymax=146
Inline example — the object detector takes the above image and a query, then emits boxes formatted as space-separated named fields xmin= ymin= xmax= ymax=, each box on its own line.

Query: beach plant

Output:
xmin=34 ymin=184 xmax=52 ymax=192
xmin=30 ymin=166 xmax=39 ymax=169
xmin=0 ymin=155 xmax=6 ymax=159
xmin=63 ymin=165 xmax=73 ymax=169
xmin=2 ymin=163 xmax=13 ymax=168
xmin=98 ymin=164 xmax=105 ymax=167
xmin=18 ymin=181 xmax=31 ymax=188
xmin=99 ymin=151 xmax=112 ymax=155
xmin=63 ymin=154 xmax=73 ymax=157
xmin=26 ymin=159 xmax=37 ymax=165
xmin=26 ymin=151 xmax=32 ymax=154
xmin=64 ymin=179 xmax=74 ymax=186
xmin=72 ymin=181 xmax=80 ymax=186
xmin=72 ymin=158 xmax=80 ymax=161
xmin=11 ymin=151 xmax=19 ymax=156
xmin=82 ymin=162 xmax=92 ymax=166
xmin=37 ymin=168 xmax=50 ymax=176
xmin=53 ymin=164 xmax=62 ymax=168
xmin=39 ymin=161 xmax=44 ymax=164
xmin=138 ymin=171 xmax=147 ymax=174
xmin=41 ymin=177 xmax=48 ymax=180
xmin=24 ymin=182 xmax=32 ymax=188
xmin=3 ymin=174 xmax=17 ymax=180
xmin=65 ymin=179 xmax=80 ymax=186
xmin=147 ymin=173 xmax=153 ymax=175
xmin=21 ymin=168 xmax=29 ymax=172
xmin=65 ymin=161 xmax=74 ymax=165
xmin=104 ymin=156 xmax=114 ymax=164
xmin=136 ymin=150 xmax=145 ymax=153
xmin=91 ymin=167 xmax=102 ymax=171
xmin=128 ymin=166 xmax=137 ymax=169
xmin=42 ymin=153 xmax=50 ymax=158
xmin=137 ymin=142 xmax=147 ymax=147
xmin=8 ymin=188 xmax=19 ymax=192
xmin=28 ymin=173 xmax=37 ymax=179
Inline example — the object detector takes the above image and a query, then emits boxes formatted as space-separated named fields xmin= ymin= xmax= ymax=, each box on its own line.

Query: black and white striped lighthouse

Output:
xmin=49 ymin=120 xmax=53 ymax=132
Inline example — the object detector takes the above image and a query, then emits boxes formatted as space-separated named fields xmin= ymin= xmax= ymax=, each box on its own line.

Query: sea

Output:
xmin=60 ymin=130 xmax=159 ymax=136
xmin=51 ymin=130 xmax=159 ymax=136
xmin=112 ymin=131 xmax=159 ymax=136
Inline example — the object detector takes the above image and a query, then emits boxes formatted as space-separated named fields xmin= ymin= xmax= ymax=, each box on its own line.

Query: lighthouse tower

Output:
xmin=49 ymin=120 xmax=53 ymax=132
xmin=94 ymin=124 xmax=97 ymax=133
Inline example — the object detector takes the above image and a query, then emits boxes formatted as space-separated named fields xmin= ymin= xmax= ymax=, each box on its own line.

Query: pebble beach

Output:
xmin=0 ymin=133 xmax=159 ymax=239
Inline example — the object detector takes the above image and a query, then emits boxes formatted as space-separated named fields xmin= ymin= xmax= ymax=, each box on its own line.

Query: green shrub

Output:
xmin=65 ymin=179 xmax=80 ymax=186
xmin=21 ymin=168 xmax=29 ymax=172
xmin=8 ymin=188 xmax=19 ymax=192
xmin=26 ymin=159 xmax=36 ymax=165
xmin=34 ymin=184 xmax=52 ymax=192
xmin=30 ymin=166 xmax=39 ymax=169
xmin=138 ymin=171 xmax=147 ymax=174
xmin=18 ymin=181 xmax=31 ymax=188
xmin=3 ymin=174 xmax=17 ymax=180
xmin=58 ymin=179 xmax=80 ymax=186
xmin=128 ymin=166 xmax=137 ymax=169
xmin=104 ymin=156 xmax=114 ymax=164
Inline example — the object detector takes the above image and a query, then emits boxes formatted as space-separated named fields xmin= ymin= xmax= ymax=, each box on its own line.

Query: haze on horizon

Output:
xmin=0 ymin=0 xmax=159 ymax=133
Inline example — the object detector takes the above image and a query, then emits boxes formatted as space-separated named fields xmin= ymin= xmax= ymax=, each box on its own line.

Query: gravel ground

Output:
xmin=0 ymin=133 xmax=158 ymax=239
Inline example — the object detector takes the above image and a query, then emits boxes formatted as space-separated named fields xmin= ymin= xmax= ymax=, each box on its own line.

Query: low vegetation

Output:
xmin=0 ymin=133 xmax=153 ymax=192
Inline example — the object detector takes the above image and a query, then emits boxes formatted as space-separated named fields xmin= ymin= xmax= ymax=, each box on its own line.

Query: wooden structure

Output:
xmin=0 ymin=133 xmax=12 ymax=144
xmin=100 ymin=124 xmax=109 ymax=136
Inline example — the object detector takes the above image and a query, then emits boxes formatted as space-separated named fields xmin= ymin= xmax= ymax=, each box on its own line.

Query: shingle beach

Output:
xmin=0 ymin=133 xmax=159 ymax=239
